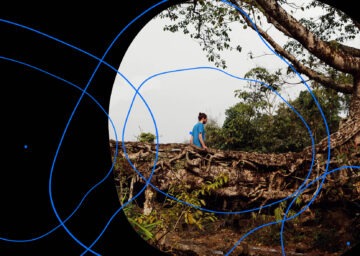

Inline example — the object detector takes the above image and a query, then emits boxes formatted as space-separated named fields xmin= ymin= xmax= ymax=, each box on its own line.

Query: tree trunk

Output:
xmin=349 ymin=76 xmax=360 ymax=148
xmin=349 ymin=76 xmax=360 ymax=119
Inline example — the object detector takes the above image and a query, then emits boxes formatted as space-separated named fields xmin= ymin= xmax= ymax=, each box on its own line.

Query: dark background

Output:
xmin=0 ymin=1 xmax=357 ymax=256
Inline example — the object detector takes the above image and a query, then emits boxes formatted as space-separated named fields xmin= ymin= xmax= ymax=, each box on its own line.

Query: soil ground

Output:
xmin=153 ymin=215 xmax=358 ymax=256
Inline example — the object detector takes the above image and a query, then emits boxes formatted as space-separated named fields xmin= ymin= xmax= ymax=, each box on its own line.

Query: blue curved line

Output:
xmin=0 ymin=1 xmax=334 ymax=254
xmin=0 ymin=56 xmax=119 ymax=244
xmin=0 ymin=2 xmax=165 ymax=251
xmin=0 ymin=40 xmax=153 ymax=255
xmin=280 ymin=163 xmax=360 ymax=256
xmin=121 ymin=65 xmax=315 ymax=215
xmin=219 ymin=1 xmax=332 ymax=255
xmin=0 ymin=18 xmax=108 ymax=256
xmin=81 ymin=97 xmax=161 ymax=255
xmin=78 ymin=1 xmax=169 ymax=254
xmin=0 ymin=19 xmax=99 ymax=65
xmin=221 ymin=0 xmax=332 ymax=168
xmin=285 ymin=165 xmax=360 ymax=222
xmin=219 ymin=0 xmax=332 ymax=166
xmin=72 ymin=60 xmax=313 ymax=255
xmin=278 ymin=165 xmax=360 ymax=256
xmin=44 ymin=1 xmax=168 ymax=254
xmin=224 ymin=165 xmax=359 ymax=256
xmin=1 ymin=1 xmax=167 ymax=253
xmin=79 ymin=59 xmax=313 ymax=255
xmin=222 ymin=0 xmax=330 ymax=136
xmin=105 ymin=63 xmax=317 ymax=256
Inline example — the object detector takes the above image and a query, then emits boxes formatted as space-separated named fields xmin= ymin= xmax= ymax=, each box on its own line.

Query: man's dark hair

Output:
xmin=198 ymin=112 xmax=207 ymax=121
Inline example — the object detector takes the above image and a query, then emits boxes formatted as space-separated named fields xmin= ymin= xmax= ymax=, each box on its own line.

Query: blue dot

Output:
xmin=346 ymin=241 xmax=350 ymax=246
xmin=24 ymin=144 xmax=28 ymax=149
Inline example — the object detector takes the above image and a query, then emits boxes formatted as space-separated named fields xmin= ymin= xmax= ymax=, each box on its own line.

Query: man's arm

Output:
xmin=198 ymin=133 xmax=207 ymax=149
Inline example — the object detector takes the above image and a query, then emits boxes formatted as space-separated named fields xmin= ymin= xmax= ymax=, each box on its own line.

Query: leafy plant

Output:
xmin=123 ymin=203 xmax=163 ymax=242
xmin=274 ymin=200 xmax=299 ymax=224
xmin=137 ymin=132 xmax=156 ymax=143
xmin=163 ymin=174 xmax=229 ymax=231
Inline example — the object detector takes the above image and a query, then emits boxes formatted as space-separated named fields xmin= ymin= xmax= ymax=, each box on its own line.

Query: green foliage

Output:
xmin=197 ymin=173 xmax=229 ymax=196
xmin=114 ymin=157 xmax=134 ymax=202
xmin=204 ymin=117 xmax=225 ymax=149
xmin=157 ymin=0 xmax=359 ymax=72
xmin=156 ymin=0 xmax=356 ymax=153
xmin=123 ymin=203 xmax=163 ymax=242
xmin=121 ymin=174 xmax=229 ymax=244
xmin=205 ymin=66 xmax=282 ymax=152
xmin=243 ymin=67 xmax=282 ymax=94
xmin=205 ymin=74 xmax=346 ymax=153
xmin=307 ymin=1 xmax=358 ymax=42
xmin=249 ymin=211 xmax=282 ymax=246
xmin=137 ymin=132 xmax=156 ymax=143
xmin=156 ymin=0 xmax=244 ymax=69
xmin=273 ymin=201 xmax=298 ymax=224
xmin=273 ymin=85 xmax=345 ymax=150
xmin=164 ymin=174 xmax=229 ymax=231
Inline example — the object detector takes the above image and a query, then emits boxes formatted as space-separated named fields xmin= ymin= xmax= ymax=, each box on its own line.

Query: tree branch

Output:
xmin=254 ymin=0 xmax=360 ymax=74
xmin=233 ymin=1 xmax=353 ymax=94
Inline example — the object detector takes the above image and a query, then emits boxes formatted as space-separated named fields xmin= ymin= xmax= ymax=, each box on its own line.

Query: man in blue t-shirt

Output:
xmin=190 ymin=112 xmax=208 ymax=149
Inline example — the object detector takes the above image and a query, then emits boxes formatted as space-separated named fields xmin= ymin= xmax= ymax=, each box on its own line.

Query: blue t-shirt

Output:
xmin=192 ymin=122 xmax=205 ymax=147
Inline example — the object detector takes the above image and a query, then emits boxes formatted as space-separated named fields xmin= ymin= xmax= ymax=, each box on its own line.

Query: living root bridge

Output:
xmin=110 ymin=117 xmax=359 ymax=209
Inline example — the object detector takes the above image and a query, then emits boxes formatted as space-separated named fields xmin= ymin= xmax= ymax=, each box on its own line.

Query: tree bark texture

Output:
xmin=110 ymin=123 xmax=359 ymax=211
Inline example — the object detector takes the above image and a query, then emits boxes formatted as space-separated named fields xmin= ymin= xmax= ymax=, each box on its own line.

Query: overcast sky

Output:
xmin=108 ymin=1 xmax=358 ymax=144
